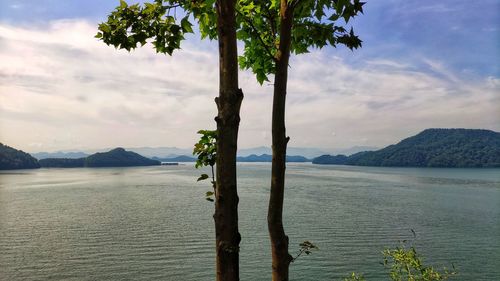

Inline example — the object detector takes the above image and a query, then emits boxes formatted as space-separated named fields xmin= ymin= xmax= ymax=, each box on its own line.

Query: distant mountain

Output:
xmin=238 ymin=146 xmax=271 ymax=156
xmin=150 ymin=153 xmax=311 ymax=163
xmin=238 ymin=147 xmax=327 ymax=158
xmin=237 ymin=154 xmax=310 ymax=162
xmin=313 ymin=129 xmax=500 ymax=168
xmin=237 ymin=154 xmax=271 ymax=162
xmin=32 ymin=151 xmax=89 ymax=160
xmin=31 ymin=145 xmax=372 ymax=160
xmin=39 ymin=148 xmax=160 ymax=168
xmin=32 ymin=147 xmax=194 ymax=159
xmin=124 ymin=147 xmax=193 ymax=158
xmin=152 ymin=155 xmax=196 ymax=162
xmin=335 ymin=146 xmax=378 ymax=156
xmin=0 ymin=143 xmax=40 ymax=170
xmin=238 ymin=146 xmax=376 ymax=158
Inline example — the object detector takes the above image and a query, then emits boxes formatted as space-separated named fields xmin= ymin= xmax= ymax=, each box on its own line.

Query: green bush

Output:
xmin=344 ymin=244 xmax=456 ymax=281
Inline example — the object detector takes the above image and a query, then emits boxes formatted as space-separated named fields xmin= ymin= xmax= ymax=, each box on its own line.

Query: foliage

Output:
xmin=382 ymin=245 xmax=456 ymax=281
xmin=0 ymin=143 xmax=40 ymax=170
xmin=313 ymin=129 xmax=500 ymax=167
xmin=193 ymin=130 xmax=217 ymax=202
xmin=236 ymin=0 xmax=365 ymax=84
xmin=96 ymin=0 xmax=217 ymax=54
xmin=193 ymin=130 xmax=217 ymax=169
xmin=343 ymin=232 xmax=457 ymax=281
xmin=343 ymin=272 xmax=366 ymax=281
xmin=97 ymin=0 xmax=364 ymax=84
xmin=291 ymin=240 xmax=319 ymax=262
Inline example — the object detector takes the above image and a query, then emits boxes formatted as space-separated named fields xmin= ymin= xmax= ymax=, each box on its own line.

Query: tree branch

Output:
xmin=264 ymin=10 xmax=277 ymax=42
xmin=235 ymin=8 xmax=277 ymax=63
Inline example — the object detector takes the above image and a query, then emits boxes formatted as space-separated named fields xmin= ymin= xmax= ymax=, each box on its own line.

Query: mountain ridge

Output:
xmin=0 ymin=143 xmax=41 ymax=170
xmin=313 ymin=128 xmax=500 ymax=167
xmin=31 ymin=145 xmax=377 ymax=159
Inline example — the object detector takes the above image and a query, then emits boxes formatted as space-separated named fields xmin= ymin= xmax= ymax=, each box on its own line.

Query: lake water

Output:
xmin=0 ymin=164 xmax=499 ymax=281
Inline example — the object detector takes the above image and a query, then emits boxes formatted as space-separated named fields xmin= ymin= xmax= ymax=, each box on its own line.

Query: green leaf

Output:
xmin=181 ymin=16 xmax=194 ymax=33
xmin=120 ymin=0 xmax=128 ymax=9
xmin=193 ymin=129 xmax=217 ymax=169
xmin=197 ymin=174 xmax=209 ymax=181
xmin=98 ymin=23 xmax=110 ymax=33
xmin=256 ymin=70 xmax=268 ymax=85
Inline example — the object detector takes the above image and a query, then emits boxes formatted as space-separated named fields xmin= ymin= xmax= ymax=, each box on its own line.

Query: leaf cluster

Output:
xmin=236 ymin=0 xmax=365 ymax=84
xmin=382 ymin=245 xmax=456 ymax=281
xmin=292 ymin=240 xmax=319 ymax=262
xmin=97 ymin=0 xmax=364 ymax=85
xmin=193 ymin=130 xmax=217 ymax=202
xmin=343 ymin=272 xmax=366 ymax=281
xmin=96 ymin=0 xmax=217 ymax=54
xmin=193 ymin=129 xmax=217 ymax=169
xmin=343 ymin=246 xmax=456 ymax=281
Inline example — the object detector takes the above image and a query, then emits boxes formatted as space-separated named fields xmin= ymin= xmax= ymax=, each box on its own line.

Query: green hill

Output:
xmin=0 ymin=143 xmax=40 ymax=170
xmin=313 ymin=129 xmax=500 ymax=168
xmin=39 ymin=148 xmax=160 ymax=168
xmin=85 ymin=148 xmax=160 ymax=167
xmin=312 ymin=154 xmax=348 ymax=165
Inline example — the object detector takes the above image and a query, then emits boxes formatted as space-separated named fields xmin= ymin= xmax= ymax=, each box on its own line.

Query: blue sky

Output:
xmin=2 ymin=1 xmax=498 ymax=77
xmin=0 ymin=0 xmax=499 ymax=152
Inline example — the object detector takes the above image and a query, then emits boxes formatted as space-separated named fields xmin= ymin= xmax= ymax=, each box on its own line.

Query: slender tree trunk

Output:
xmin=214 ymin=0 xmax=243 ymax=280
xmin=268 ymin=1 xmax=294 ymax=281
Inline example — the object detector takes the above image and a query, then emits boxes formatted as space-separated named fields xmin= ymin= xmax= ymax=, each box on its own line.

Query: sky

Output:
xmin=0 ymin=0 xmax=499 ymax=153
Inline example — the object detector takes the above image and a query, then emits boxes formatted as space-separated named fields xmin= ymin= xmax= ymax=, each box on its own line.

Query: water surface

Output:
xmin=1 ymin=164 xmax=499 ymax=280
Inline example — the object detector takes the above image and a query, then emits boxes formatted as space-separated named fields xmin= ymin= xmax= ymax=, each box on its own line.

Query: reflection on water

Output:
xmin=1 ymin=164 xmax=499 ymax=280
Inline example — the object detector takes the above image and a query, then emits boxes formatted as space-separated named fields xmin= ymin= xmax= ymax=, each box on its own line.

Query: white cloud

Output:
xmin=283 ymin=52 xmax=500 ymax=148
xmin=0 ymin=20 xmax=498 ymax=152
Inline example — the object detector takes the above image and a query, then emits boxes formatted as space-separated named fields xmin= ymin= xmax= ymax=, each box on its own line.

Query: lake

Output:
xmin=0 ymin=164 xmax=499 ymax=280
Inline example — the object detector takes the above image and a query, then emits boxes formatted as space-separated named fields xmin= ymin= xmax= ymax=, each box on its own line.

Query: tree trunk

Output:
xmin=268 ymin=1 xmax=294 ymax=281
xmin=214 ymin=0 xmax=243 ymax=280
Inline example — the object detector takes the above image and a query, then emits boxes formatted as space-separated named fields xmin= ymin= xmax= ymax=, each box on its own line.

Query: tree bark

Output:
xmin=268 ymin=1 xmax=294 ymax=281
xmin=214 ymin=0 xmax=243 ymax=280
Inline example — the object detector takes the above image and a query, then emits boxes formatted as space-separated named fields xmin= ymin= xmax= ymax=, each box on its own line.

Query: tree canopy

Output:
xmin=237 ymin=0 xmax=364 ymax=83
xmin=96 ymin=0 xmax=364 ymax=83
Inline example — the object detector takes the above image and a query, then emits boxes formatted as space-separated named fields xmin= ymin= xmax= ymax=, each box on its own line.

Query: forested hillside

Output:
xmin=0 ymin=143 xmax=40 ymax=170
xmin=313 ymin=129 xmax=500 ymax=167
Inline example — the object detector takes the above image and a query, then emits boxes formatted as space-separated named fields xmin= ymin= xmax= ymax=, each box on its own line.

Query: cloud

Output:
xmin=0 ymin=20 xmax=498 ymax=152
xmin=282 ymin=51 xmax=500 ymax=148
xmin=0 ymin=20 xmax=221 ymax=151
